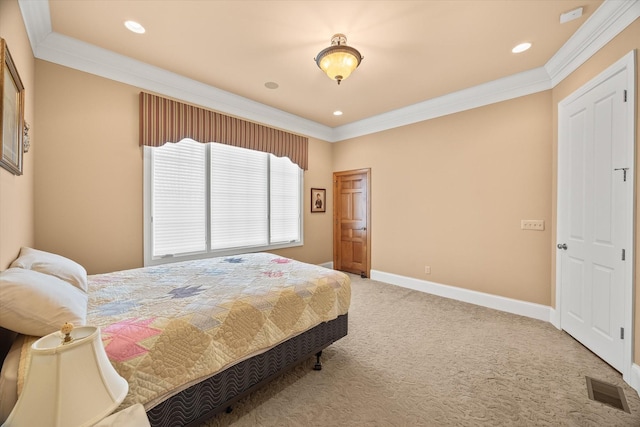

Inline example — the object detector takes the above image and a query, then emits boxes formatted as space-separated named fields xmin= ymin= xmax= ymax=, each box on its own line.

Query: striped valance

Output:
xmin=139 ymin=92 xmax=308 ymax=170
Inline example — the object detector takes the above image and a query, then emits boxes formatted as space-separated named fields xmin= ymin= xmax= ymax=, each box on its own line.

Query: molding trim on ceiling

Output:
xmin=34 ymin=31 xmax=331 ymax=141
xmin=332 ymin=67 xmax=552 ymax=141
xmin=545 ymin=0 xmax=640 ymax=86
xmin=335 ymin=0 xmax=639 ymax=141
xmin=18 ymin=0 xmax=51 ymax=54
xmin=19 ymin=0 xmax=639 ymax=143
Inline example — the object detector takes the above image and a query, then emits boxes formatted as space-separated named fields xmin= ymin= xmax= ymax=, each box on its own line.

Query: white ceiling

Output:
xmin=17 ymin=0 xmax=640 ymax=141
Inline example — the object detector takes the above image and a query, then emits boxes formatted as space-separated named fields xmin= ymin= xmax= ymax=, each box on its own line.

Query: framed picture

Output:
xmin=0 ymin=38 xmax=25 ymax=175
xmin=311 ymin=188 xmax=326 ymax=213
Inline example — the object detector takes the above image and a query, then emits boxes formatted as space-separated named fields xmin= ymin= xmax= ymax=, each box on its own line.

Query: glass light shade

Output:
xmin=2 ymin=326 xmax=129 ymax=427
xmin=315 ymin=34 xmax=362 ymax=84
xmin=317 ymin=48 xmax=361 ymax=82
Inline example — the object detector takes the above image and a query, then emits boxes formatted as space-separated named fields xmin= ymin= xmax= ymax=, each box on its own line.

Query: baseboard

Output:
xmin=370 ymin=269 xmax=552 ymax=323
xmin=630 ymin=364 xmax=640 ymax=396
xmin=319 ymin=261 xmax=333 ymax=269
xmin=549 ymin=308 xmax=561 ymax=329
xmin=368 ymin=269 xmax=640 ymax=396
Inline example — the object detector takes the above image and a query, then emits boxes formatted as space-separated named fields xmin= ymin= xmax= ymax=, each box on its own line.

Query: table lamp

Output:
xmin=2 ymin=323 xmax=128 ymax=427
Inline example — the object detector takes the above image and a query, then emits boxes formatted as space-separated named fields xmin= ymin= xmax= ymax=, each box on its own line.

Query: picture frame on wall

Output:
xmin=0 ymin=38 xmax=25 ymax=175
xmin=311 ymin=188 xmax=326 ymax=213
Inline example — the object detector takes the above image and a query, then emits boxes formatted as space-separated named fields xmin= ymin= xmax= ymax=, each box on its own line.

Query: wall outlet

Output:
xmin=424 ymin=266 xmax=431 ymax=274
xmin=521 ymin=220 xmax=545 ymax=231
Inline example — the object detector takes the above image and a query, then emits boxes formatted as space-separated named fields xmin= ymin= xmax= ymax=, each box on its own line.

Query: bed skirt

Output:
xmin=146 ymin=313 xmax=348 ymax=427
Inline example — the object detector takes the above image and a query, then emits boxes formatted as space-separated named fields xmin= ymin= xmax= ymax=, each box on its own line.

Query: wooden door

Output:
xmin=333 ymin=169 xmax=371 ymax=277
xmin=557 ymin=59 xmax=633 ymax=373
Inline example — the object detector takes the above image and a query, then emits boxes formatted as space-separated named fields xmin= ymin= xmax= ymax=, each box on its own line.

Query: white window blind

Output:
xmin=211 ymin=143 xmax=269 ymax=249
xmin=152 ymin=140 xmax=207 ymax=257
xmin=146 ymin=139 xmax=302 ymax=264
xmin=270 ymin=155 xmax=301 ymax=243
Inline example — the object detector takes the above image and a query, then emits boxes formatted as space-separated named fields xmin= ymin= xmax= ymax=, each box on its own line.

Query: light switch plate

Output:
xmin=521 ymin=220 xmax=544 ymax=231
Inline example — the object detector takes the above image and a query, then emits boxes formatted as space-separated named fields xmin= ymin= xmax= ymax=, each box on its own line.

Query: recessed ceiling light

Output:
xmin=124 ymin=20 xmax=145 ymax=34
xmin=264 ymin=81 xmax=279 ymax=89
xmin=512 ymin=42 xmax=532 ymax=54
xmin=333 ymin=111 xmax=343 ymax=116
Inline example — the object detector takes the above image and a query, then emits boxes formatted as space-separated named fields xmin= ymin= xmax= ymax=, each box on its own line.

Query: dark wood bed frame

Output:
xmin=1 ymin=314 xmax=348 ymax=427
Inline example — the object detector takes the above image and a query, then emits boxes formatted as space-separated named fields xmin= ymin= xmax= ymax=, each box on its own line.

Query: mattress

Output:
xmin=16 ymin=253 xmax=351 ymax=412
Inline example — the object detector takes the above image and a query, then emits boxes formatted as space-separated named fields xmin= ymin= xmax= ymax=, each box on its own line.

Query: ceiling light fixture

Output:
xmin=315 ymin=34 xmax=363 ymax=85
xmin=124 ymin=20 xmax=145 ymax=34
xmin=333 ymin=110 xmax=343 ymax=116
xmin=512 ymin=42 xmax=532 ymax=53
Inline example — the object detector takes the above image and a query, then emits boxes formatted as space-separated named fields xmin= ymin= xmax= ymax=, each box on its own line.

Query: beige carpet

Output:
xmin=201 ymin=275 xmax=640 ymax=426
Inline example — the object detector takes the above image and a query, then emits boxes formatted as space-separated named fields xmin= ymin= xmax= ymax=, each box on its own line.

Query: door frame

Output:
xmin=554 ymin=50 xmax=635 ymax=381
xmin=333 ymin=168 xmax=371 ymax=277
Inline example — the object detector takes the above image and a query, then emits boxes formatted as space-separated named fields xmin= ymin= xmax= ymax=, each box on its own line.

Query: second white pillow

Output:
xmin=10 ymin=247 xmax=88 ymax=293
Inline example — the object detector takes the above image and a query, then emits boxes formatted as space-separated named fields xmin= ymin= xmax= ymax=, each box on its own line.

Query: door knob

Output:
xmin=557 ymin=243 xmax=568 ymax=250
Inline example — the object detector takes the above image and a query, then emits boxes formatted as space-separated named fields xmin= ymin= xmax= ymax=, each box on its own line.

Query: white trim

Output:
xmin=549 ymin=308 xmax=561 ymax=330
xmin=556 ymin=50 xmax=636 ymax=383
xmin=319 ymin=261 xmax=334 ymax=269
xmin=17 ymin=0 xmax=51 ymax=55
xmin=332 ymin=67 xmax=552 ymax=141
xmin=16 ymin=0 xmax=639 ymax=143
xmin=546 ymin=0 xmax=640 ymax=87
xmin=370 ymin=269 xmax=551 ymax=323
xmin=631 ymin=364 xmax=640 ymax=395
xmin=143 ymin=147 xmax=152 ymax=267
xmin=34 ymin=32 xmax=333 ymax=142
xmin=370 ymin=267 xmax=639 ymax=395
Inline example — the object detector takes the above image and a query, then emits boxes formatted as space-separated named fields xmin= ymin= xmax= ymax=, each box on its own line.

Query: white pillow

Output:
xmin=0 ymin=268 xmax=88 ymax=337
xmin=10 ymin=247 xmax=88 ymax=293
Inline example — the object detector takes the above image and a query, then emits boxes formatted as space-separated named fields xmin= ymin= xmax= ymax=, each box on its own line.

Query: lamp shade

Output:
xmin=3 ymin=326 xmax=128 ymax=427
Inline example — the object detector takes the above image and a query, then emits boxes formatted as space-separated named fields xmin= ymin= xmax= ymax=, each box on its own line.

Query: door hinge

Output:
xmin=622 ymin=249 xmax=626 ymax=261
xmin=623 ymin=90 xmax=627 ymax=102
xmin=621 ymin=327 xmax=625 ymax=339
xmin=614 ymin=168 xmax=628 ymax=182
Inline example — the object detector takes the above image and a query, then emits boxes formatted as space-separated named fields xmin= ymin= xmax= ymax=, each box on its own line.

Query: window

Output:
xmin=144 ymin=139 xmax=302 ymax=265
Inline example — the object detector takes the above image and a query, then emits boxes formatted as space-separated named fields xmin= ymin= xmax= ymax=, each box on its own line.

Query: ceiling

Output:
xmin=22 ymin=0 xmax=631 ymax=139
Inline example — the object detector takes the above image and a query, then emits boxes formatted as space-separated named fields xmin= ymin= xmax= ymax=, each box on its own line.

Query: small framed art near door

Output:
xmin=0 ymin=38 xmax=25 ymax=175
xmin=311 ymin=188 xmax=326 ymax=213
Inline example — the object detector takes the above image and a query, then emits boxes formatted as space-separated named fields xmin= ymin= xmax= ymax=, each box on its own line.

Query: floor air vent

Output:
xmin=585 ymin=376 xmax=630 ymax=413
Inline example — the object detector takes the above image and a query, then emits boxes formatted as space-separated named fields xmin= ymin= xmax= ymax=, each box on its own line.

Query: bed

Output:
xmin=0 ymin=249 xmax=351 ymax=426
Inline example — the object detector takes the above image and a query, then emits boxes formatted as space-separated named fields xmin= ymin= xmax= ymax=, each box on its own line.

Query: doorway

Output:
xmin=556 ymin=51 xmax=635 ymax=378
xmin=333 ymin=168 xmax=371 ymax=278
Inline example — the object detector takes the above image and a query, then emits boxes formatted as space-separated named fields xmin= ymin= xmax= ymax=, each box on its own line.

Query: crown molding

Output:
xmin=335 ymin=0 xmax=638 ymax=141
xmin=18 ymin=0 xmax=636 ymax=143
xmin=545 ymin=0 xmax=640 ymax=87
xmin=18 ymin=0 xmax=51 ymax=55
xmin=332 ymin=67 xmax=552 ymax=141
xmin=34 ymin=31 xmax=334 ymax=142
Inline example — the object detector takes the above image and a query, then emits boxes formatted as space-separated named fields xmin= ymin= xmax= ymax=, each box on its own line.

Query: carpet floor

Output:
xmin=200 ymin=275 xmax=640 ymax=426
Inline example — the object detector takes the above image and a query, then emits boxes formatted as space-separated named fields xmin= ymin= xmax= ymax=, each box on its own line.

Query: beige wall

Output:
xmin=35 ymin=61 xmax=141 ymax=274
xmin=0 ymin=0 xmax=35 ymax=269
xmin=550 ymin=20 xmax=640 ymax=363
xmin=16 ymin=6 xmax=640 ymax=362
xmin=333 ymin=92 xmax=553 ymax=305
xmin=34 ymin=61 xmax=335 ymax=274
